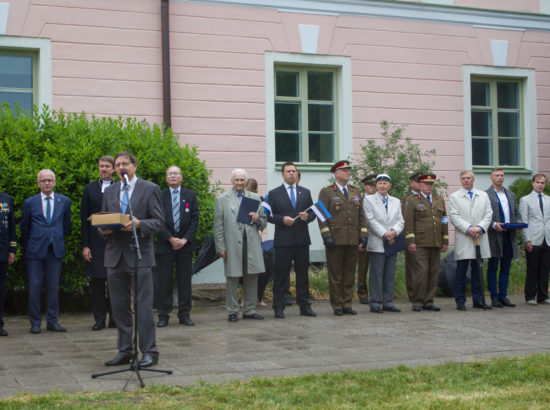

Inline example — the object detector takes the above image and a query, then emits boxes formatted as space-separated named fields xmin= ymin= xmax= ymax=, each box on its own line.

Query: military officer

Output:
xmin=403 ymin=173 xmax=448 ymax=311
xmin=0 ymin=191 xmax=16 ymax=336
xmin=401 ymin=171 xmax=423 ymax=301
xmin=357 ymin=174 xmax=377 ymax=304
xmin=318 ymin=160 xmax=368 ymax=316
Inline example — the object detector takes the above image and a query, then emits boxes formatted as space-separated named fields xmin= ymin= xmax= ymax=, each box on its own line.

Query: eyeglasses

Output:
xmin=115 ymin=161 xmax=133 ymax=168
xmin=39 ymin=179 xmax=55 ymax=183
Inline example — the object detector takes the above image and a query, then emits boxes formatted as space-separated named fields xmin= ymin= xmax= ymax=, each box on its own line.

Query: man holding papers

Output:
xmin=214 ymin=169 xmax=266 ymax=322
xmin=267 ymin=162 xmax=317 ymax=319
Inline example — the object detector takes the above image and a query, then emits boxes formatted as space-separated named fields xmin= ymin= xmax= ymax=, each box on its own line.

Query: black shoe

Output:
xmin=0 ymin=328 xmax=7 ymax=336
xmin=300 ymin=305 xmax=317 ymax=317
xmin=491 ymin=298 xmax=503 ymax=308
xmin=473 ymin=303 xmax=492 ymax=310
xmin=105 ymin=352 xmax=136 ymax=366
xmin=359 ymin=297 xmax=369 ymax=305
xmin=382 ymin=306 xmax=401 ymax=313
xmin=157 ymin=317 xmax=169 ymax=327
xmin=139 ymin=353 xmax=158 ymax=368
xmin=370 ymin=306 xmax=383 ymax=314
xmin=456 ymin=303 xmax=466 ymax=311
xmin=412 ymin=306 xmax=422 ymax=312
xmin=500 ymin=297 xmax=516 ymax=307
xmin=284 ymin=295 xmax=293 ymax=306
xmin=333 ymin=309 xmax=344 ymax=316
xmin=46 ymin=323 xmax=67 ymax=332
xmin=92 ymin=321 xmax=105 ymax=331
xmin=422 ymin=305 xmax=441 ymax=311
xmin=179 ymin=316 xmax=195 ymax=326
xmin=228 ymin=314 xmax=238 ymax=322
xmin=343 ymin=308 xmax=357 ymax=315
xmin=243 ymin=313 xmax=264 ymax=320
xmin=30 ymin=325 xmax=41 ymax=334
xmin=274 ymin=308 xmax=285 ymax=319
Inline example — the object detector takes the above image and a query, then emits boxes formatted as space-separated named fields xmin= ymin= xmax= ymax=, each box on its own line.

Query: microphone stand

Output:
xmin=92 ymin=180 xmax=172 ymax=389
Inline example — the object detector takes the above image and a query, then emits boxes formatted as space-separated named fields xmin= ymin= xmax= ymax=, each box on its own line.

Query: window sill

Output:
xmin=473 ymin=167 xmax=532 ymax=174
xmin=275 ymin=163 xmax=334 ymax=172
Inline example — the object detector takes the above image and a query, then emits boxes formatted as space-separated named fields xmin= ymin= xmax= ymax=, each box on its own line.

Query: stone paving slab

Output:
xmin=0 ymin=294 xmax=549 ymax=397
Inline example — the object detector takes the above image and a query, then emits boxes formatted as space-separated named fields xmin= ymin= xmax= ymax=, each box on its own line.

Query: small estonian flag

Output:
xmin=311 ymin=201 xmax=332 ymax=222
xmin=262 ymin=195 xmax=272 ymax=216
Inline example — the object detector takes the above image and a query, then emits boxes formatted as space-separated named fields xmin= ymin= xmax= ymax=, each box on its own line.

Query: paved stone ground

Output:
xmin=0 ymin=294 xmax=549 ymax=397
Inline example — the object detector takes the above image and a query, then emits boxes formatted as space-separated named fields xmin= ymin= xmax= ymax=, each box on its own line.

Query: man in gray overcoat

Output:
xmin=214 ymin=169 xmax=267 ymax=322
xmin=486 ymin=168 xmax=522 ymax=308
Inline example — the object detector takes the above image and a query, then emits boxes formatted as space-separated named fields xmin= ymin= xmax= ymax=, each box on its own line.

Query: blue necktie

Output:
xmin=468 ymin=191 xmax=473 ymax=199
xmin=237 ymin=194 xmax=243 ymax=203
xmin=173 ymin=189 xmax=180 ymax=231
xmin=290 ymin=185 xmax=296 ymax=209
xmin=540 ymin=193 xmax=544 ymax=216
xmin=343 ymin=187 xmax=348 ymax=199
xmin=45 ymin=196 xmax=52 ymax=224
xmin=382 ymin=196 xmax=388 ymax=213
xmin=121 ymin=189 xmax=129 ymax=214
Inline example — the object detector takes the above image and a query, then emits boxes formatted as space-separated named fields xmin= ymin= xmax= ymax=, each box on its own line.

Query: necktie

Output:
xmin=237 ymin=194 xmax=243 ymax=203
xmin=468 ymin=191 xmax=473 ymax=199
xmin=121 ymin=189 xmax=129 ymax=214
xmin=289 ymin=185 xmax=296 ymax=209
xmin=427 ymin=195 xmax=432 ymax=205
xmin=382 ymin=196 xmax=388 ymax=213
xmin=343 ymin=187 xmax=348 ymax=199
xmin=45 ymin=196 xmax=52 ymax=224
xmin=539 ymin=193 xmax=544 ymax=216
xmin=173 ymin=189 xmax=180 ymax=231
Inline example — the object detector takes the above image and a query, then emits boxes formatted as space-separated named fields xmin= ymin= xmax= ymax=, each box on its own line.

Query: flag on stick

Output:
xmin=311 ymin=201 xmax=332 ymax=222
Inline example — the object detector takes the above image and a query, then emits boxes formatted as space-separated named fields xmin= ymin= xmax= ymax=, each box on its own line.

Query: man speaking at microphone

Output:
xmin=100 ymin=151 xmax=165 ymax=368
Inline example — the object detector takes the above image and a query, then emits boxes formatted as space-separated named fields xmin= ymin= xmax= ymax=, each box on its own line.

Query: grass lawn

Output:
xmin=1 ymin=354 xmax=549 ymax=409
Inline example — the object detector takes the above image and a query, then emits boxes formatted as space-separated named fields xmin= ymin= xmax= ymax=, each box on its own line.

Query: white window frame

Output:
xmin=463 ymin=65 xmax=536 ymax=173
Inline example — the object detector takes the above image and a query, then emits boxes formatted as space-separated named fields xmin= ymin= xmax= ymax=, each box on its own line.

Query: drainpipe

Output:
xmin=161 ymin=0 xmax=172 ymax=130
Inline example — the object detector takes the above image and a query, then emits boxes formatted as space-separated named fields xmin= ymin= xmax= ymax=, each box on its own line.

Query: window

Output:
xmin=274 ymin=67 xmax=337 ymax=164
xmin=470 ymin=77 xmax=523 ymax=167
xmin=0 ymin=52 xmax=36 ymax=113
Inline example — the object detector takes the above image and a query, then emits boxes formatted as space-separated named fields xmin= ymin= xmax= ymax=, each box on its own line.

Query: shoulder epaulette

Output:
xmin=323 ymin=184 xmax=332 ymax=189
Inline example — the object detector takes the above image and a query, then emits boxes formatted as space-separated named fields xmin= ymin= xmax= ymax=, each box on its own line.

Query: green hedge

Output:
xmin=0 ymin=104 xmax=220 ymax=312
xmin=508 ymin=176 xmax=550 ymax=204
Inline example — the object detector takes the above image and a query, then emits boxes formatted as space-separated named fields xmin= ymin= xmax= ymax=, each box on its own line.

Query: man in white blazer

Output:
xmin=449 ymin=170 xmax=493 ymax=311
xmin=519 ymin=173 xmax=550 ymax=305
xmin=363 ymin=174 xmax=404 ymax=313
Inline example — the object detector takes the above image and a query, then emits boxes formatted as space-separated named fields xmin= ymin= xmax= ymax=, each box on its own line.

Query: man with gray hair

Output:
xmin=214 ymin=169 xmax=267 ymax=322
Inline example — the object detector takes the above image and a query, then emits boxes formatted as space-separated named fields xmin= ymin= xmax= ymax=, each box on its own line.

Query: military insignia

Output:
xmin=332 ymin=197 xmax=340 ymax=200
xmin=185 ymin=203 xmax=190 ymax=213
xmin=353 ymin=196 xmax=361 ymax=201
xmin=416 ymin=203 xmax=425 ymax=208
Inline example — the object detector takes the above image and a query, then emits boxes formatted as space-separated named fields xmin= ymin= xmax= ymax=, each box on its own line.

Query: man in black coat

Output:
xmin=267 ymin=162 xmax=316 ymax=319
xmin=154 ymin=165 xmax=199 ymax=327
xmin=0 ymin=191 xmax=16 ymax=336
xmin=80 ymin=155 xmax=116 ymax=330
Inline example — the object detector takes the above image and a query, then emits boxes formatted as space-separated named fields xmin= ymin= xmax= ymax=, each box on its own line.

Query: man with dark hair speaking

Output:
xmin=100 ymin=152 xmax=165 ymax=368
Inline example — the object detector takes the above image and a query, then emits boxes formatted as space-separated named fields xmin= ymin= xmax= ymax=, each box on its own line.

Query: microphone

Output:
xmin=120 ymin=169 xmax=130 ymax=185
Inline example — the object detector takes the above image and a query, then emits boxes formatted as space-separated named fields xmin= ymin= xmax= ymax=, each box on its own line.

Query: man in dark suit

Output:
xmin=267 ymin=162 xmax=317 ymax=319
xmin=155 ymin=165 xmax=198 ymax=328
xmin=485 ymin=168 xmax=522 ymax=308
xmin=100 ymin=152 xmax=165 ymax=368
xmin=21 ymin=169 xmax=71 ymax=334
xmin=0 ymin=191 xmax=16 ymax=336
xmin=81 ymin=155 xmax=116 ymax=331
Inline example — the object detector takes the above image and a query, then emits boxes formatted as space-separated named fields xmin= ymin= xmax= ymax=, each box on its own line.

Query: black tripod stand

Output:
xmin=92 ymin=180 xmax=172 ymax=389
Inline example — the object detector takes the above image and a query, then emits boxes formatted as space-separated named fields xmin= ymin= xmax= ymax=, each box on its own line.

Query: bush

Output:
xmin=0 ymin=104 xmax=220 ymax=312
xmin=508 ymin=177 xmax=550 ymax=205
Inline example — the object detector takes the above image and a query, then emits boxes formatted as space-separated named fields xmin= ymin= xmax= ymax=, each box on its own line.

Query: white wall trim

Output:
xmin=0 ymin=36 xmax=52 ymax=110
xmin=0 ymin=2 xmax=9 ymax=35
xmin=490 ymin=40 xmax=509 ymax=66
xmin=298 ymin=24 xmax=320 ymax=54
xmin=180 ymin=0 xmax=550 ymax=31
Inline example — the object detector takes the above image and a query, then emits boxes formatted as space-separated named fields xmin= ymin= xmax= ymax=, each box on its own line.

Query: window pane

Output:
xmin=309 ymin=133 xmax=334 ymax=163
xmin=0 ymin=91 xmax=33 ymax=112
xmin=498 ymin=112 xmax=519 ymax=137
xmin=498 ymin=138 xmax=520 ymax=166
xmin=471 ymin=110 xmax=492 ymax=136
xmin=308 ymin=103 xmax=333 ymax=132
xmin=497 ymin=82 xmax=519 ymax=109
xmin=472 ymin=137 xmax=492 ymax=166
xmin=0 ymin=55 xmax=33 ymax=88
xmin=276 ymin=71 xmax=299 ymax=97
xmin=275 ymin=102 xmax=300 ymax=130
xmin=471 ymin=82 xmax=489 ymax=106
xmin=275 ymin=132 xmax=300 ymax=162
xmin=308 ymin=71 xmax=333 ymax=101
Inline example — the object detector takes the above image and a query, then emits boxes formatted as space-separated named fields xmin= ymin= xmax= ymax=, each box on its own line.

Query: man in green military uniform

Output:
xmin=356 ymin=174 xmax=377 ymax=304
xmin=403 ymin=173 xmax=448 ymax=312
xmin=0 ymin=191 xmax=16 ymax=336
xmin=318 ymin=160 xmax=368 ymax=316
xmin=401 ymin=171 xmax=423 ymax=301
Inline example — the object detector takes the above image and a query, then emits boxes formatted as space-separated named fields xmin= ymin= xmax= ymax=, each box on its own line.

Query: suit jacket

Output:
xmin=267 ymin=184 xmax=315 ymax=247
xmin=449 ymin=187 xmax=492 ymax=260
xmin=80 ymin=179 xmax=113 ymax=278
xmin=363 ymin=193 xmax=404 ymax=253
xmin=0 ymin=192 xmax=16 ymax=262
xmin=520 ymin=191 xmax=550 ymax=246
xmin=214 ymin=188 xmax=267 ymax=277
xmin=20 ymin=193 xmax=71 ymax=259
xmin=102 ymin=178 xmax=165 ymax=268
xmin=486 ymin=186 xmax=522 ymax=258
xmin=156 ymin=187 xmax=199 ymax=254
